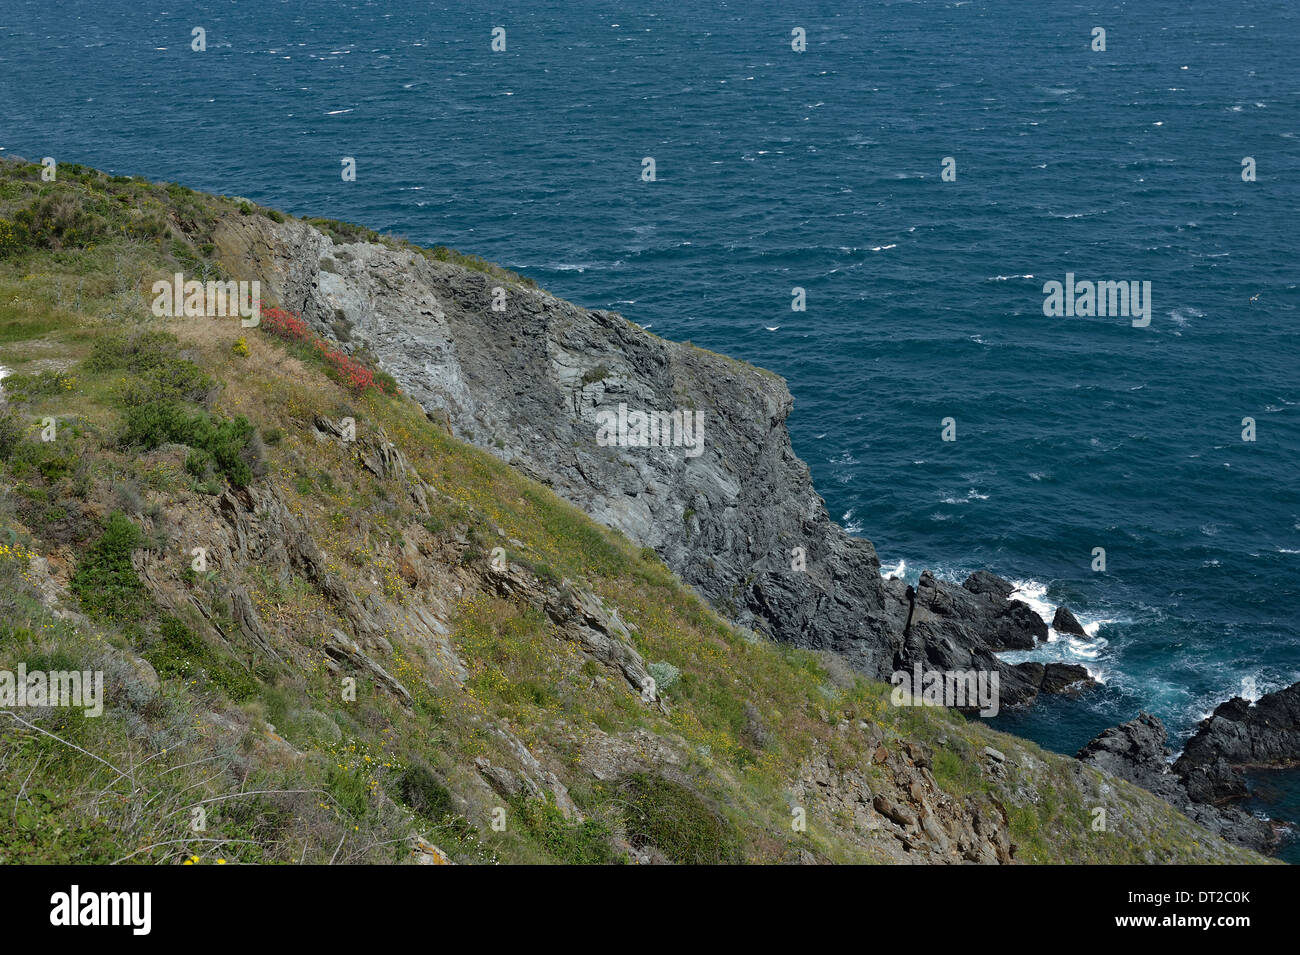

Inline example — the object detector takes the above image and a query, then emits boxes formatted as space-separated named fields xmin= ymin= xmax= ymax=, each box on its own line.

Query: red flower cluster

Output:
xmin=313 ymin=339 xmax=395 ymax=395
xmin=261 ymin=305 xmax=311 ymax=343
xmin=258 ymin=304 xmax=396 ymax=396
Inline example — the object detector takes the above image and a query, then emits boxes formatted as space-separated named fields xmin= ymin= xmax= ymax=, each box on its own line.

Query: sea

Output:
xmin=2 ymin=0 xmax=1297 ymax=853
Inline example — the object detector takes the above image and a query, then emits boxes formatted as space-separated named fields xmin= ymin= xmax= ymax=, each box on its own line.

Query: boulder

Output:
xmin=1051 ymin=606 xmax=1088 ymax=638
xmin=962 ymin=571 xmax=1016 ymax=599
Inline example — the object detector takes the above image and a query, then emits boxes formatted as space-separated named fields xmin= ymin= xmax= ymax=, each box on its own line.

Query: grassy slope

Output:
xmin=0 ymin=160 xmax=1269 ymax=864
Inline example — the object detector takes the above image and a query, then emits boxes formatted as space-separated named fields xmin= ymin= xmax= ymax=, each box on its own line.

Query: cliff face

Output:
xmin=215 ymin=215 xmax=900 ymax=665
xmin=213 ymin=215 xmax=1073 ymax=707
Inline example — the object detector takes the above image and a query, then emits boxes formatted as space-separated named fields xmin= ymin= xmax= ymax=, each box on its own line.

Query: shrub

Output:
xmin=70 ymin=512 xmax=147 ymax=621
xmin=615 ymin=774 xmax=740 ymax=865
xmin=647 ymin=661 xmax=681 ymax=694
xmin=511 ymin=795 xmax=618 ymax=865
xmin=120 ymin=404 xmax=260 ymax=487
xmin=7 ymin=438 xmax=76 ymax=484
xmin=0 ymin=370 xmax=76 ymax=403
xmin=259 ymin=305 xmax=397 ymax=396
xmin=85 ymin=330 xmax=213 ymax=406
xmin=0 ymin=411 xmax=26 ymax=461
xmin=326 ymin=765 xmax=372 ymax=820
xmin=13 ymin=193 xmax=98 ymax=249
xmin=85 ymin=329 xmax=175 ymax=374
xmin=0 ymin=217 xmax=23 ymax=257
xmin=313 ymin=339 xmax=394 ymax=395
xmin=396 ymin=763 xmax=455 ymax=819
xmin=260 ymin=306 xmax=310 ymax=343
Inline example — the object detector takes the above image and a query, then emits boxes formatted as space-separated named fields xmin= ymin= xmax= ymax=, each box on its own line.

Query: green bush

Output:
xmin=121 ymin=404 xmax=260 ymax=487
xmin=327 ymin=766 xmax=371 ymax=820
xmin=69 ymin=512 xmax=146 ymax=621
xmin=13 ymin=193 xmax=100 ymax=249
xmin=0 ymin=370 xmax=75 ymax=403
xmin=85 ymin=329 xmax=212 ymax=406
xmin=0 ymin=217 xmax=23 ymax=257
xmin=0 ymin=410 xmax=22 ymax=461
xmin=615 ymin=773 xmax=740 ymax=865
xmin=396 ymin=763 xmax=455 ymax=819
xmin=6 ymin=438 xmax=76 ymax=484
xmin=647 ymin=661 xmax=681 ymax=693
xmin=0 ymin=768 xmax=124 ymax=864
xmin=121 ymin=359 xmax=212 ymax=407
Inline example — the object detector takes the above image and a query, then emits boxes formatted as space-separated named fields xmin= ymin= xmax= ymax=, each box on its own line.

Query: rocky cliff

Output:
xmin=212 ymin=214 xmax=1086 ymax=709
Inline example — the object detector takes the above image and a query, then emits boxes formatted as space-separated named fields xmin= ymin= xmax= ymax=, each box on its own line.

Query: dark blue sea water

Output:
xmin=3 ymin=0 xmax=1298 ymax=844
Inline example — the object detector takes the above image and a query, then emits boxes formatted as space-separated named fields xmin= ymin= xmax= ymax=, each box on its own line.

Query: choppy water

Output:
xmin=3 ymin=0 xmax=1298 ymax=850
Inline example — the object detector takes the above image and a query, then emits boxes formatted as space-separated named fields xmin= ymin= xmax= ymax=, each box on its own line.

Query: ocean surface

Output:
xmin=2 ymin=0 xmax=1298 ymax=848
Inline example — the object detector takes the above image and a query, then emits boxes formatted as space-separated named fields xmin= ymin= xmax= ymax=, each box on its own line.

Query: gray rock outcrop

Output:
xmin=214 ymin=216 xmax=1081 ymax=710
xmin=1077 ymin=712 xmax=1280 ymax=853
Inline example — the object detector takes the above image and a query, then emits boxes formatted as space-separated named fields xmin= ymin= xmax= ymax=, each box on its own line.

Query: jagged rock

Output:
xmin=1077 ymin=712 xmax=1277 ymax=853
xmin=962 ymin=571 xmax=1016 ymax=599
xmin=475 ymin=757 xmax=538 ymax=801
xmin=873 ymin=794 xmax=918 ymax=829
xmin=893 ymin=570 xmax=1058 ymax=710
xmin=1077 ymin=713 xmax=1180 ymax=796
xmin=408 ymin=836 xmax=453 ymax=865
xmin=1040 ymin=663 xmax=1094 ymax=694
xmin=1174 ymin=681 xmax=1300 ymax=804
xmin=579 ymin=727 xmax=687 ymax=782
xmin=486 ymin=559 xmax=657 ymax=703
xmin=1052 ymin=606 xmax=1088 ymax=638
xmin=480 ymin=726 xmax=582 ymax=819
xmin=230 ymin=586 xmax=282 ymax=663
xmin=1179 ymin=682 xmax=1300 ymax=773
xmin=1014 ymin=661 xmax=1096 ymax=696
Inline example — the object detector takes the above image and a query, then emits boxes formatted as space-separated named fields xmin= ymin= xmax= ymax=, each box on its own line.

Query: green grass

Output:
xmin=145 ymin=615 xmax=258 ymax=702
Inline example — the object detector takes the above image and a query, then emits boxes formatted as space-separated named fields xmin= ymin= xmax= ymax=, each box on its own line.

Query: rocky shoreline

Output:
xmin=1078 ymin=682 xmax=1300 ymax=853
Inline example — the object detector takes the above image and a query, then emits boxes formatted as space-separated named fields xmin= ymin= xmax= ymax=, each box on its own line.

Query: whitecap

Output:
xmin=941 ymin=488 xmax=989 ymax=504
xmin=880 ymin=559 xmax=907 ymax=580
